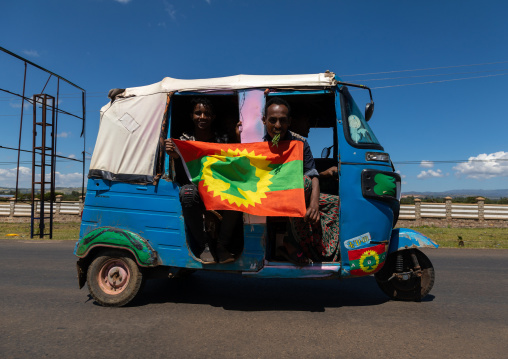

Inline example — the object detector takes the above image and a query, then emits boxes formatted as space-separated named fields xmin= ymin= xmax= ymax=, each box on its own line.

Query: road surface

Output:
xmin=0 ymin=239 xmax=507 ymax=358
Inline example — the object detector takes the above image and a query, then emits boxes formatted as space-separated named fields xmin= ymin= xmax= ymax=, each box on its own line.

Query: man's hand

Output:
xmin=164 ymin=139 xmax=180 ymax=159
xmin=304 ymin=200 xmax=320 ymax=224
xmin=320 ymin=166 xmax=338 ymax=179
xmin=235 ymin=121 xmax=243 ymax=142
xmin=304 ymin=176 xmax=321 ymax=224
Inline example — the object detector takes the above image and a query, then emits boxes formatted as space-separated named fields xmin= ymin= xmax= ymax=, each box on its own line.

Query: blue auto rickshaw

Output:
xmin=74 ymin=72 xmax=438 ymax=306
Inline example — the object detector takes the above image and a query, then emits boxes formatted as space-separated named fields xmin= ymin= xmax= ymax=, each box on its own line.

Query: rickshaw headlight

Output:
xmin=365 ymin=152 xmax=390 ymax=163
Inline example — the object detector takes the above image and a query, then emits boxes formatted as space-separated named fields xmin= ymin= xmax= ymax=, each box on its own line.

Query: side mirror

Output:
xmin=365 ymin=101 xmax=374 ymax=122
xmin=321 ymin=145 xmax=332 ymax=159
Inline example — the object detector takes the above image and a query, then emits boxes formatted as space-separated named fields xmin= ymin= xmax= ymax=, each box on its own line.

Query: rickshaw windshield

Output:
xmin=341 ymin=88 xmax=380 ymax=147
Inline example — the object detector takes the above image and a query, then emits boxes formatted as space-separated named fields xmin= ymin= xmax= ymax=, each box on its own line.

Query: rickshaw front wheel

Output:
xmin=374 ymin=249 xmax=435 ymax=302
xmin=87 ymin=249 xmax=144 ymax=307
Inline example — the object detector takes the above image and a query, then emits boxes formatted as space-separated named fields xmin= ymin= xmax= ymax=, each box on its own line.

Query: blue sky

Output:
xmin=1 ymin=0 xmax=507 ymax=193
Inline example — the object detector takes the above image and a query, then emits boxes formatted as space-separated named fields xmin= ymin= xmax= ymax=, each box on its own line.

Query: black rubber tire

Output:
xmin=375 ymin=249 xmax=435 ymax=302
xmin=87 ymin=249 xmax=143 ymax=307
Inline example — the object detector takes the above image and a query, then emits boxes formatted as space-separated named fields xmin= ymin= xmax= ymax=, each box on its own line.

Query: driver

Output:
xmin=262 ymin=97 xmax=341 ymax=264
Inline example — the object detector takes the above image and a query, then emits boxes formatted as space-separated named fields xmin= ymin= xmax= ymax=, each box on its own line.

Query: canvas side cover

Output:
xmin=89 ymin=93 xmax=167 ymax=183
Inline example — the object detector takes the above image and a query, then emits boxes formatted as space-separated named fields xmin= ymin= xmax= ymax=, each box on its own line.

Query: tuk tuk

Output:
xmin=74 ymin=72 xmax=438 ymax=307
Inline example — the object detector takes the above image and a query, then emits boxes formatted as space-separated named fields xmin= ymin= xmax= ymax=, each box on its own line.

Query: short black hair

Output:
xmin=190 ymin=97 xmax=215 ymax=115
xmin=264 ymin=97 xmax=291 ymax=118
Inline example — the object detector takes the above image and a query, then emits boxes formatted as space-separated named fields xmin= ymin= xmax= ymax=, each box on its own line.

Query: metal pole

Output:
xmin=15 ymin=62 xmax=27 ymax=201
xmin=81 ymin=91 xmax=86 ymax=199
xmin=40 ymin=95 xmax=47 ymax=238
xmin=50 ymin=94 xmax=56 ymax=239
xmin=30 ymin=95 xmax=37 ymax=239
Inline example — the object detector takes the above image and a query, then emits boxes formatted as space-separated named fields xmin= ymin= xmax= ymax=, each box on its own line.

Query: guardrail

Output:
xmin=0 ymin=197 xmax=83 ymax=218
xmin=400 ymin=197 xmax=508 ymax=221
xmin=3 ymin=196 xmax=508 ymax=222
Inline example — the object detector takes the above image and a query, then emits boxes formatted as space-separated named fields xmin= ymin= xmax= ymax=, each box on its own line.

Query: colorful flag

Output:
xmin=173 ymin=139 xmax=306 ymax=217
xmin=348 ymin=244 xmax=387 ymax=276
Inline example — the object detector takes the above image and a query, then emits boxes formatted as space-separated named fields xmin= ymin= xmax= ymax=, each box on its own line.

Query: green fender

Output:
xmin=75 ymin=227 xmax=158 ymax=266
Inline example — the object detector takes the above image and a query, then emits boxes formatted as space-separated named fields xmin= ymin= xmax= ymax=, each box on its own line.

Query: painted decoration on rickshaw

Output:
xmin=344 ymin=232 xmax=371 ymax=250
xmin=348 ymin=244 xmax=386 ymax=275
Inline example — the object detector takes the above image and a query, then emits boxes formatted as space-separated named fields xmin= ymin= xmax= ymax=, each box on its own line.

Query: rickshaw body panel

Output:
xmin=334 ymin=89 xmax=398 ymax=278
xmin=76 ymin=177 xmax=266 ymax=272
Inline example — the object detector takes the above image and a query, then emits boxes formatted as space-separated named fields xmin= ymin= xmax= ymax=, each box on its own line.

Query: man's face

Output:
xmin=263 ymin=104 xmax=291 ymax=139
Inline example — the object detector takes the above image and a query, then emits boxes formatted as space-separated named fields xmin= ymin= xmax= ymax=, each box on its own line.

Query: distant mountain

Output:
xmin=402 ymin=189 xmax=508 ymax=199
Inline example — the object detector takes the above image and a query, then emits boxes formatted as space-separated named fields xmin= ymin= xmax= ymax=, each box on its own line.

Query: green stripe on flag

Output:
xmin=184 ymin=156 xmax=304 ymax=192
xmin=268 ymin=161 xmax=304 ymax=191
xmin=186 ymin=157 xmax=206 ymax=183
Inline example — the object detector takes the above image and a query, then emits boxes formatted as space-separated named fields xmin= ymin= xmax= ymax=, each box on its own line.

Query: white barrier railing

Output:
xmin=0 ymin=200 xmax=82 ymax=218
xmin=399 ymin=197 xmax=508 ymax=220
xmin=2 ymin=197 xmax=508 ymax=221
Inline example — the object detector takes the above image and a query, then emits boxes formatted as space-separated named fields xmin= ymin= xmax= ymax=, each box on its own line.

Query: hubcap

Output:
xmin=98 ymin=259 xmax=131 ymax=295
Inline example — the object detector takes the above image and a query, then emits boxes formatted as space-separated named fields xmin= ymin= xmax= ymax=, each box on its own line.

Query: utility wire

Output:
xmin=350 ymin=68 xmax=508 ymax=82
xmin=0 ymin=145 xmax=83 ymax=163
xmin=0 ymin=61 xmax=507 ymax=103
xmin=394 ymin=159 xmax=508 ymax=165
xmin=370 ymin=73 xmax=508 ymax=89
xmin=340 ymin=60 xmax=508 ymax=77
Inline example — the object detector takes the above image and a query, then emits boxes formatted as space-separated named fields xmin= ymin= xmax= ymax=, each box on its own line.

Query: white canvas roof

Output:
xmin=120 ymin=72 xmax=337 ymax=98
xmin=89 ymin=73 xmax=336 ymax=183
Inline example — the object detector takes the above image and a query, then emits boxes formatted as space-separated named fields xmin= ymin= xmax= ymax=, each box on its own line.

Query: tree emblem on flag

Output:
xmin=359 ymin=250 xmax=380 ymax=273
xmin=201 ymin=149 xmax=273 ymax=208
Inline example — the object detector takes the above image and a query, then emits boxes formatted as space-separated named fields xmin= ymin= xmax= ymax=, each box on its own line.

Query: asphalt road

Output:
xmin=1 ymin=239 xmax=507 ymax=359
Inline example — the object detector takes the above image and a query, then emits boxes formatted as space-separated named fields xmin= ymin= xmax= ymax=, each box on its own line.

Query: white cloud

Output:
xmin=114 ymin=0 xmax=132 ymax=4
xmin=0 ymin=167 xmax=32 ymax=188
xmin=417 ymin=169 xmax=444 ymax=179
xmin=57 ymin=131 xmax=70 ymax=138
xmin=68 ymin=154 xmax=76 ymax=159
xmin=22 ymin=50 xmax=39 ymax=57
xmin=205 ymin=0 xmax=211 ymax=4
xmin=0 ymin=166 xmax=31 ymax=179
xmin=9 ymin=101 xmax=31 ymax=109
xmin=420 ymin=160 xmax=434 ymax=168
xmin=0 ymin=167 xmax=83 ymax=188
xmin=453 ymin=151 xmax=508 ymax=179
xmin=55 ymin=172 xmax=83 ymax=187
xmin=164 ymin=1 xmax=177 ymax=19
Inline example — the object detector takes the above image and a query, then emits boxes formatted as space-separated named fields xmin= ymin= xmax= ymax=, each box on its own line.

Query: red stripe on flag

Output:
xmin=173 ymin=139 xmax=303 ymax=164
xmin=200 ymin=185 xmax=306 ymax=217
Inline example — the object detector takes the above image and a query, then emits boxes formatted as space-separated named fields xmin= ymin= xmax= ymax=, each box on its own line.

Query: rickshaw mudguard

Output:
xmin=74 ymin=227 xmax=159 ymax=267
xmin=388 ymin=228 xmax=439 ymax=254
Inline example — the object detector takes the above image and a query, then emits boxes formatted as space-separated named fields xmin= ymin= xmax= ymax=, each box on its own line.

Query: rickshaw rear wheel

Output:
xmin=374 ymin=249 xmax=435 ymax=302
xmin=87 ymin=249 xmax=144 ymax=307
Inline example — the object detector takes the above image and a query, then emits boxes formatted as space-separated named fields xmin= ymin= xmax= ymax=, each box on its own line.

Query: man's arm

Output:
xmin=319 ymin=166 xmax=338 ymax=179
xmin=305 ymin=176 xmax=320 ymax=224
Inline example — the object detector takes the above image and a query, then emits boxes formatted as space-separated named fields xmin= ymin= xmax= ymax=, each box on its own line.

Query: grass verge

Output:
xmin=1 ymin=222 xmax=507 ymax=249
xmin=0 ymin=222 xmax=80 ymax=240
